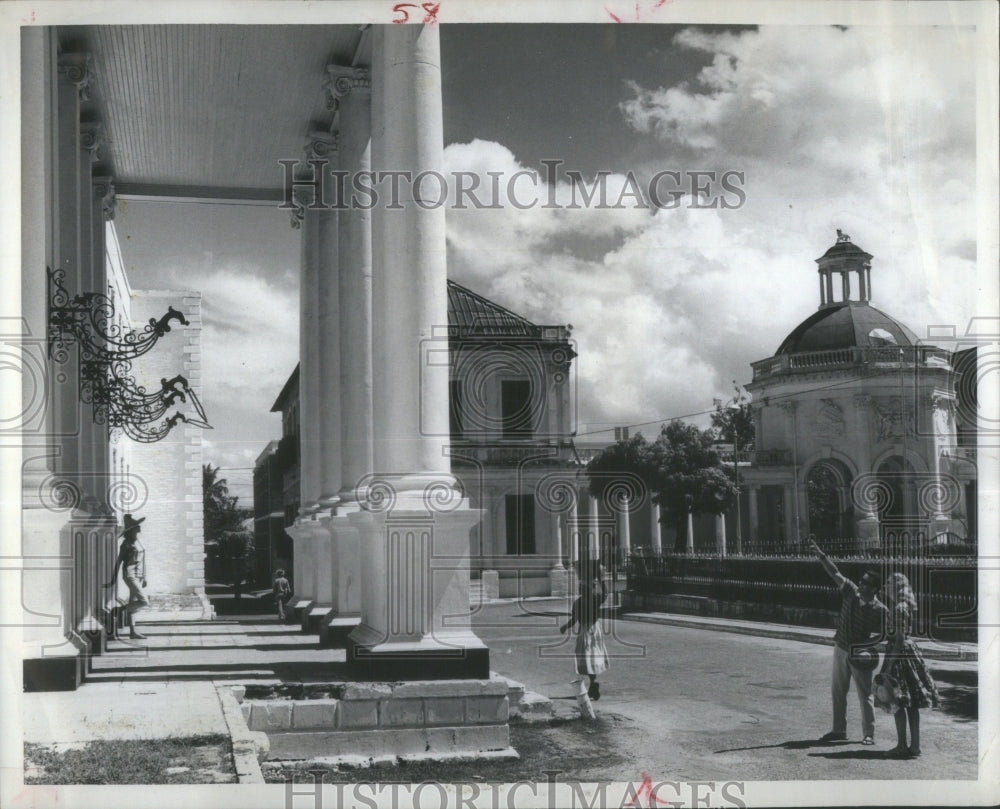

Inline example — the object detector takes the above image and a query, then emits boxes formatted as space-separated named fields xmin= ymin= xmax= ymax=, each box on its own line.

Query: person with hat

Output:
xmin=810 ymin=538 xmax=888 ymax=746
xmin=103 ymin=513 xmax=149 ymax=640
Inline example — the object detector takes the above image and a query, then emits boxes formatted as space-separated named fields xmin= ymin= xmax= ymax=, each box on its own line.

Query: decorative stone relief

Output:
xmin=814 ymin=398 xmax=845 ymax=439
xmin=57 ymin=52 xmax=93 ymax=100
xmin=325 ymin=65 xmax=372 ymax=110
xmin=872 ymin=398 xmax=914 ymax=441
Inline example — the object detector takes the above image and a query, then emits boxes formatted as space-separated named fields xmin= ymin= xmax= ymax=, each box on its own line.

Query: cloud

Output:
xmin=136 ymin=263 xmax=298 ymax=500
xmin=442 ymin=24 xmax=977 ymax=435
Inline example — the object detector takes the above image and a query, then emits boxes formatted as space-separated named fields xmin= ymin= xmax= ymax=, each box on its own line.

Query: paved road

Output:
xmin=472 ymin=599 xmax=979 ymax=781
xmin=26 ymin=603 xmax=977 ymax=782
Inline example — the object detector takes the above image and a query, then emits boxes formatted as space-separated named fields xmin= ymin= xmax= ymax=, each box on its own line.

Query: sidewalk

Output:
xmin=619 ymin=611 xmax=978 ymax=662
xmin=22 ymin=604 xmax=976 ymax=750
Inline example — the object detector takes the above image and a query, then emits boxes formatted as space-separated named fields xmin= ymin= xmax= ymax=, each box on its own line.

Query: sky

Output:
xmin=113 ymin=22 xmax=981 ymax=508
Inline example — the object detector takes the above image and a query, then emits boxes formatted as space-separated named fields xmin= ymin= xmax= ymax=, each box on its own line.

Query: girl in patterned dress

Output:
xmin=560 ymin=563 xmax=609 ymax=720
xmin=880 ymin=572 xmax=939 ymax=758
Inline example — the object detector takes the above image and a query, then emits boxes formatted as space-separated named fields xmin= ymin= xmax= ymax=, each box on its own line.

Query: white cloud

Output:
xmin=443 ymin=24 xmax=978 ymax=435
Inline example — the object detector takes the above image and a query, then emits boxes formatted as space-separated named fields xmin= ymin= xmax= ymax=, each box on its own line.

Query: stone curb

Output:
xmin=216 ymin=684 xmax=266 ymax=784
xmin=620 ymin=612 xmax=978 ymax=662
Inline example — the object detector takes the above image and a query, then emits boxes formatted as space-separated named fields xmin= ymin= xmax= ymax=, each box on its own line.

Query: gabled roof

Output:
xmin=447 ymin=280 xmax=541 ymax=337
xmin=270 ymin=363 xmax=300 ymax=413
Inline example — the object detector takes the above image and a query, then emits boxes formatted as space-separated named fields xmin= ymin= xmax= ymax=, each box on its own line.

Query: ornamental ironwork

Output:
xmin=48 ymin=266 xmax=211 ymax=442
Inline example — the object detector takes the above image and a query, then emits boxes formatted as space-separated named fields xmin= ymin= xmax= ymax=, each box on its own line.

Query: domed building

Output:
xmin=743 ymin=231 xmax=969 ymax=550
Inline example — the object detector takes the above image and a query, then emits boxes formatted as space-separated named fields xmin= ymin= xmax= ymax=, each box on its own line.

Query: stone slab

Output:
xmin=266 ymin=724 xmax=510 ymax=760
xmin=292 ymin=698 xmax=340 ymax=730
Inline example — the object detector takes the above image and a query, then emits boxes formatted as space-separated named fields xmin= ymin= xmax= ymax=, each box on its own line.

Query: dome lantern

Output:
xmin=816 ymin=229 xmax=873 ymax=308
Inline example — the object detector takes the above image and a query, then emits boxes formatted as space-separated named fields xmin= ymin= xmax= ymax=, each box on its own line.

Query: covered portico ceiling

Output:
xmin=58 ymin=25 xmax=371 ymax=203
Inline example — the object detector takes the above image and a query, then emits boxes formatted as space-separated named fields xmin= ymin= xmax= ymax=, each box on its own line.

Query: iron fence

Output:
xmin=624 ymin=546 xmax=978 ymax=642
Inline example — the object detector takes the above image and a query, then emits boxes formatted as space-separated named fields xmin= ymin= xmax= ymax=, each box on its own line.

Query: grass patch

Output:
xmin=25 ymin=735 xmax=236 ymax=784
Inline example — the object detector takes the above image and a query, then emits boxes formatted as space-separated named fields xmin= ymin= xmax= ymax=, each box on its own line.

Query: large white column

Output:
xmin=20 ymin=29 xmax=88 ymax=691
xmin=288 ymin=139 xmax=329 ymax=611
xmin=52 ymin=53 xmax=88 ymax=486
xmin=616 ymin=497 xmax=631 ymax=557
xmin=748 ymin=484 xmax=760 ymax=545
xmin=313 ymin=133 xmax=342 ymax=508
xmin=329 ymin=66 xmax=374 ymax=501
xmin=715 ymin=512 xmax=727 ymax=556
xmin=650 ymin=503 xmax=663 ymax=552
xmin=370 ymin=26 xmax=450 ymax=480
xmin=348 ymin=25 xmax=486 ymax=679
xmin=320 ymin=66 xmax=372 ymax=645
xmin=296 ymin=192 xmax=322 ymax=510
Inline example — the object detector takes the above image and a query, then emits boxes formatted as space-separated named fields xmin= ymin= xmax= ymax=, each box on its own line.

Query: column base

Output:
xmin=291 ymin=599 xmax=313 ymax=625
xmin=319 ymin=612 xmax=362 ymax=648
xmin=303 ymin=604 xmax=333 ymax=634
xmin=347 ymin=626 xmax=490 ymax=681
xmin=23 ymin=635 xmax=88 ymax=692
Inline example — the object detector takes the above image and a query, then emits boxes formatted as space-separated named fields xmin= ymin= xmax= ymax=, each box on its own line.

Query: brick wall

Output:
xmin=127 ymin=290 xmax=205 ymax=596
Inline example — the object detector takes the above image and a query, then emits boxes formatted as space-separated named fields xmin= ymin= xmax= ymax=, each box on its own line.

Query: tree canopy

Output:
xmin=203 ymin=464 xmax=254 ymax=584
xmin=711 ymin=384 xmax=755 ymax=453
xmin=585 ymin=420 xmax=737 ymax=552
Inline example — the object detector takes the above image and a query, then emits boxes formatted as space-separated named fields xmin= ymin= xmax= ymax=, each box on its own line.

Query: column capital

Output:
xmin=325 ymin=65 xmax=372 ymax=110
xmin=777 ymin=399 xmax=799 ymax=414
xmin=80 ymin=122 xmax=105 ymax=163
xmin=57 ymin=52 xmax=94 ymax=100
xmin=853 ymin=392 xmax=872 ymax=410
xmin=92 ymin=175 xmax=117 ymax=220
xmin=305 ymin=130 xmax=339 ymax=161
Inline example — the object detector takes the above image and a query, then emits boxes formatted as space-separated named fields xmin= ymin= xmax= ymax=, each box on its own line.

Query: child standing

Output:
xmin=560 ymin=563 xmax=609 ymax=720
xmin=272 ymin=569 xmax=292 ymax=622
xmin=878 ymin=572 xmax=940 ymax=758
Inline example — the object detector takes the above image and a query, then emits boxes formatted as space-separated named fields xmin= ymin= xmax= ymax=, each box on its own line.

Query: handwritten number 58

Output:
xmin=392 ymin=2 xmax=441 ymax=24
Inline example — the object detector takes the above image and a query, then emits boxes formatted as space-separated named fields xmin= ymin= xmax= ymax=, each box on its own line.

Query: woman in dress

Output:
xmin=103 ymin=513 xmax=149 ymax=640
xmin=560 ymin=562 xmax=610 ymax=720
xmin=880 ymin=572 xmax=939 ymax=758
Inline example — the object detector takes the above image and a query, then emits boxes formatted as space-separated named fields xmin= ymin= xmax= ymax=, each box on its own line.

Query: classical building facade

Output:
xmin=262 ymin=282 xmax=591 ymax=599
xmin=744 ymin=231 xmax=971 ymax=550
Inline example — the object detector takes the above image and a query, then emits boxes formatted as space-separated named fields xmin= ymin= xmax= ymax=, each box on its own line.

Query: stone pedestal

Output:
xmin=548 ymin=567 xmax=570 ymax=598
xmin=287 ymin=517 xmax=329 ymax=628
xmin=347 ymin=496 xmax=488 ymax=680
xmin=480 ymin=570 xmax=500 ymax=601
xmin=21 ymin=507 xmax=87 ymax=691
xmin=856 ymin=513 xmax=881 ymax=550
xmin=319 ymin=510 xmax=363 ymax=647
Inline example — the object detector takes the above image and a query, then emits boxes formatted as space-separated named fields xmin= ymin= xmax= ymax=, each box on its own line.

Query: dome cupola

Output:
xmin=816 ymin=229 xmax=873 ymax=308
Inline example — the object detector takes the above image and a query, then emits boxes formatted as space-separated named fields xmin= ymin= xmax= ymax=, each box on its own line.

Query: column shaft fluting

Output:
xmin=333 ymin=72 xmax=374 ymax=498
xmin=371 ymin=25 xmax=450 ymax=480
xmin=298 ymin=207 xmax=322 ymax=507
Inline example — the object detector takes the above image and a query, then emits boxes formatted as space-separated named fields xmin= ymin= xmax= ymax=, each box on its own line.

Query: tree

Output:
xmin=585 ymin=433 xmax=653 ymax=504
xmin=649 ymin=421 xmax=738 ymax=551
xmin=585 ymin=421 xmax=737 ymax=553
xmin=203 ymin=464 xmax=254 ymax=585
xmin=711 ymin=385 xmax=755 ymax=453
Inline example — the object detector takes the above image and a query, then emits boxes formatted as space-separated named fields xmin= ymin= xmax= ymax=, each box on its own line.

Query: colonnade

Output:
xmin=286 ymin=26 xmax=487 ymax=679
xmin=20 ymin=29 xmax=120 ymax=689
